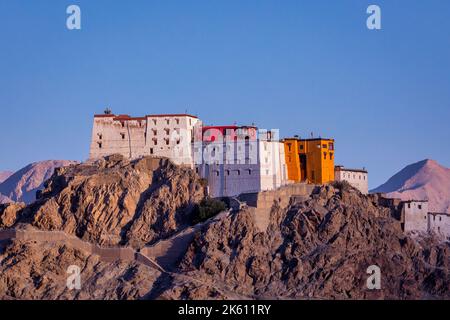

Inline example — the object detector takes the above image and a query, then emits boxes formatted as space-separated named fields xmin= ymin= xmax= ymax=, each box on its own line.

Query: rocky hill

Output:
xmin=0 ymin=160 xmax=78 ymax=204
xmin=371 ymin=159 xmax=450 ymax=213
xmin=0 ymin=155 xmax=206 ymax=247
xmin=0 ymin=157 xmax=449 ymax=300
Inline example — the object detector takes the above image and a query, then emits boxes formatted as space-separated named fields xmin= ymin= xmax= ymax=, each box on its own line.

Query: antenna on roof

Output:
xmin=104 ymin=107 xmax=112 ymax=115
xmin=310 ymin=132 xmax=314 ymax=138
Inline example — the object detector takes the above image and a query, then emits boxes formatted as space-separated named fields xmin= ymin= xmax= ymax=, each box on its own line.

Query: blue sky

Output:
xmin=0 ymin=0 xmax=449 ymax=188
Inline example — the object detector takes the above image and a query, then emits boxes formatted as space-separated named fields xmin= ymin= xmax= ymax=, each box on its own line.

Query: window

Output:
xmin=121 ymin=133 xmax=125 ymax=140
xmin=165 ymin=138 xmax=169 ymax=145
xmin=176 ymin=139 xmax=180 ymax=145
xmin=176 ymin=118 xmax=180 ymax=125
xmin=215 ymin=171 xmax=219 ymax=176
xmin=153 ymin=139 xmax=158 ymax=146
xmin=152 ymin=129 xmax=157 ymax=135
xmin=152 ymin=119 xmax=157 ymax=125
xmin=165 ymin=128 xmax=170 ymax=135
xmin=323 ymin=152 xmax=327 ymax=160
xmin=166 ymin=119 xmax=170 ymax=125
xmin=329 ymin=153 xmax=333 ymax=160
xmin=98 ymin=142 xmax=102 ymax=149
xmin=150 ymin=148 xmax=154 ymax=154
xmin=248 ymin=169 xmax=252 ymax=175
xmin=439 ymin=217 xmax=442 ymax=221
xmin=237 ymin=170 xmax=241 ymax=176
xmin=418 ymin=205 xmax=422 ymax=210
xmin=98 ymin=133 xmax=103 ymax=140
xmin=226 ymin=170 xmax=230 ymax=176
xmin=121 ymin=122 xmax=125 ymax=128
xmin=408 ymin=204 xmax=411 ymax=209
xmin=329 ymin=143 xmax=334 ymax=150
xmin=300 ymin=145 xmax=304 ymax=150
xmin=322 ymin=144 xmax=327 ymax=149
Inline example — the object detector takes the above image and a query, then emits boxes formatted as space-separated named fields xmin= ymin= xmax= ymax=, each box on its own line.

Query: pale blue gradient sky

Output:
xmin=0 ymin=0 xmax=449 ymax=188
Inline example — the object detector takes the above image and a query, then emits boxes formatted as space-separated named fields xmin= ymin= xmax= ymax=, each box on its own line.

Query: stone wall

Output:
xmin=239 ymin=183 xmax=316 ymax=209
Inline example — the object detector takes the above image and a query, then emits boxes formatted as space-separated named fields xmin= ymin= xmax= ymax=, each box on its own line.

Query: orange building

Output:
xmin=283 ymin=138 xmax=335 ymax=184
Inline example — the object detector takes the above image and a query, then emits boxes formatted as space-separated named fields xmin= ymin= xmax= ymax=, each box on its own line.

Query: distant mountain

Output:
xmin=0 ymin=171 xmax=13 ymax=183
xmin=371 ymin=159 xmax=450 ymax=213
xmin=0 ymin=160 xmax=78 ymax=204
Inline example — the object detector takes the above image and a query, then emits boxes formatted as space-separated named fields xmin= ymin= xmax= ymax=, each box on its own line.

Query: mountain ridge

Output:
xmin=371 ymin=159 xmax=450 ymax=213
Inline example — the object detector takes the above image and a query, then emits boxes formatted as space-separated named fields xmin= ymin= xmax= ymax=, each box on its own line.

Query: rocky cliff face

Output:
xmin=0 ymin=239 xmax=161 ymax=300
xmin=0 ymin=155 xmax=206 ymax=248
xmin=159 ymin=183 xmax=450 ymax=299
xmin=0 ymin=160 xmax=449 ymax=300
xmin=0 ymin=161 xmax=77 ymax=204
xmin=371 ymin=159 xmax=450 ymax=213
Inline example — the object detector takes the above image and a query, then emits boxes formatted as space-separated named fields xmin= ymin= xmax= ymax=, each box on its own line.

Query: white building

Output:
xmin=335 ymin=166 xmax=368 ymax=194
xmin=402 ymin=200 xmax=450 ymax=242
xmin=402 ymin=200 xmax=429 ymax=233
xmin=89 ymin=113 xmax=202 ymax=167
xmin=196 ymin=126 xmax=288 ymax=198
xmin=428 ymin=212 xmax=450 ymax=241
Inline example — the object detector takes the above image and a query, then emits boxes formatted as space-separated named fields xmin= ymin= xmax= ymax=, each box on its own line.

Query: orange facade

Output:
xmin=283 ymin=138 xmax=335 ymax=184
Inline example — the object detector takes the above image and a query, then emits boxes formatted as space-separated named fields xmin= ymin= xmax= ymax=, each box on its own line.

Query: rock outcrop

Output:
xmin=160 ymin=183 xmax=450 ymax=299
xmin=0 ymin=155 xmax=206 ymax=248
xmin=1 ymin=159 xmax=449 ymax=300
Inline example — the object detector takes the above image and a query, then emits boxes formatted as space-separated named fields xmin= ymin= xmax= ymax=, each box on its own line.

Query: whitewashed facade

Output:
xmin=89 ymin=114 xmax=202 ymax=167
xmin=335 ymin=166 xmax=368 ymax=194
xmin=196 ymin=127 xmax=288 ymax=198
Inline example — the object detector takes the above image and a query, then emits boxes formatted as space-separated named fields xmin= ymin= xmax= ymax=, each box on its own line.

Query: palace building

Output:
xmin=283 ymin=137 xmax=335 ymax=184
xmin=89 ymin=113 xmax=202 ymax=167
xmin=197 ymin=125 xmax=288 ymax=198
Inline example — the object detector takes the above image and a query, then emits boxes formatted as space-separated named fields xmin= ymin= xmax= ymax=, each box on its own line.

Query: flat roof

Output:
xmin=94 ymin=113 xmax=199 ymax=119
xmin=335 ymin=166 xmax=368 ymax=173
xmin=282 ymin=137 xmax=334 ymax=142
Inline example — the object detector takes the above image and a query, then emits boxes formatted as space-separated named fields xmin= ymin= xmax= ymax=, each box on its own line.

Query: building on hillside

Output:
xmin=401 ymin=200 xmax=450 ymax=241
xmin=402 ymin=200 xmax=429 ymax=233
xmin=428 ymin=212 xmax=450 ymax=241
xmin=196 ymin=125 xmax=288 ymax=198
xmin=89 ymin=113 xmax=202 ymax=167
xmin=334 ymin=166 xmax=368 ymax=194
xmin=282 ymin=137 xmax=335 ymax=184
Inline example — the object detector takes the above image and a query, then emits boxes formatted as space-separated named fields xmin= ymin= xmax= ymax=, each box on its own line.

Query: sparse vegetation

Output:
xmin=192 ymin=198 xmax=227 ymax=224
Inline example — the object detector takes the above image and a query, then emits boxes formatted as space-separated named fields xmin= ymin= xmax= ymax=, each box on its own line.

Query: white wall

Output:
xmin=403 ymin=201 xmax=429 ymax=233
xmin=428 ymin=213 xmax=450 ymax=241
xmin=89 ymin=115 xmax=201 ymax=168
xmin=335 ymin=168 xmax=368 ymax=194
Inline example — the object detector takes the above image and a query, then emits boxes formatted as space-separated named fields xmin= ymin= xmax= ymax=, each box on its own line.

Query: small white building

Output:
xmin=428 ymin=212 xmax=450 ymax=241
xmin=402 ymin=200 xmax=450 ymax=242
xmin=402 ymin=200 xmax=429 ymax=233
xmin=89 ymin=113 xmax=202 ymax=168
xmin=334 ymin=166 xmax=368 ymax=194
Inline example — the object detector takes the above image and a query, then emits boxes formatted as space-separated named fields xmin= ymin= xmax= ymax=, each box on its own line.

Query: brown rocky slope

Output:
xmin=0 ymin=157 xmax=449 ymax=300
xmin=159 ymin=183 xmax=450 ymax=299
xmin=0 ymin=155 xmax=206 ymax=248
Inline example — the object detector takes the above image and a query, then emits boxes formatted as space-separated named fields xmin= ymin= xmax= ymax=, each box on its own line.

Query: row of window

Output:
xmin=342 ymin=173 xmax=366 ymax=180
